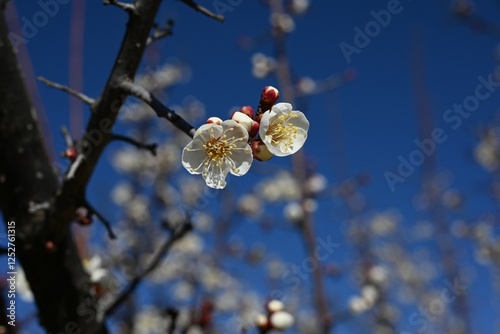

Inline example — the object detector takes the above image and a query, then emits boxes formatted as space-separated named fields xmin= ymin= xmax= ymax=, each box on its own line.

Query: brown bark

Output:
xmin=0 ymin=0 xmax=163 ymax=332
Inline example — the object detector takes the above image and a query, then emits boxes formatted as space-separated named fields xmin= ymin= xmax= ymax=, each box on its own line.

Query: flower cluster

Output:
xmin=182 ymin=86 xmax=310 ymax=189
xmin=255 ymin=300 xmax=295 ymax=332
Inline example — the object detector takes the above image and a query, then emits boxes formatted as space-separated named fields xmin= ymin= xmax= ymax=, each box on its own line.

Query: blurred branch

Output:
xmin=147 ymin=20 xmax=174 ymax=46
xmin=269 ymin=0 xmax=332 ymax=332
xmin=104 ymin=221 xmax=193 ymax=318
xmin=61 ymin=126 xmax=75 ymax=148
xmin=111 ymin=134 xmax=157 ymax=156
xmin=84 ymin=201 xmax=117 ymax=239
xmin=37 ymin=76 xmax=95 ymax=106
xmin=180 ymin=0 xmax=224 ymax=22
xmin=119 ymin=81 xmax=196 ymax=138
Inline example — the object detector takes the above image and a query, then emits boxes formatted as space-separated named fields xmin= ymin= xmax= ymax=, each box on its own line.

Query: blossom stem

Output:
xmin=119 ymin=81 xmax=196 ymax=138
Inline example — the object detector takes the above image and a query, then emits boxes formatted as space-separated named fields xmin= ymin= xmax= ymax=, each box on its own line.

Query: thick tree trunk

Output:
xmin=0 ymin=0 xmax=164 ymax=331
xmin=0 ymin=2 xmax=106 ymax=333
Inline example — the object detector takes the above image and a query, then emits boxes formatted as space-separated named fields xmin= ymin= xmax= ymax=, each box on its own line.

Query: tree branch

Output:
xmin=84 ymin=201 xmax=117 ymax=239
xmin=103 ymin=0 xmax=138 ymax=15
xmin=111 ymin=134 xmax=157 ymax=156
xmin=0 ymin=5 xmax=106 ymax=332
xmin=147 ymin=20 xmax=174 ymax=46
xmin=49 ymin=0 xmax=164 ymax=242
xmin=37 ymin=76 xmax=95 ymax=106
xmin=180 ymin=0 xmax=225 ymax=22
xmin=119 ymin=81 xmax=196 ymax=138
xmin=104 ymin=221 xmax=193 ymax=317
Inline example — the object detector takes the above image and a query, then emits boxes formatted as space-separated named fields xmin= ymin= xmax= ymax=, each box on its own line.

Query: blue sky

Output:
xmin=6 ymin=0 xmax=500 ymax=333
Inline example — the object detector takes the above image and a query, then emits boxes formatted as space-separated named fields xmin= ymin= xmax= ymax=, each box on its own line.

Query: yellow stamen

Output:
xmin=266 ymin=113 xmax=299 ymax=151
xmin=203 ymin=133 xmax=237 ymax=168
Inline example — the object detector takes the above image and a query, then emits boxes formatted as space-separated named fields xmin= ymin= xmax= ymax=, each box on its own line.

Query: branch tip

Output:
xmin=111 ymin=134 xmax=158 ymax=156
xmin=180 ymin=0 xmax=225 ymax=22
xmin=37 ymin=76 xmax=95 ymax=105
xmin=103 ymin=0 xmax=138 ymax=15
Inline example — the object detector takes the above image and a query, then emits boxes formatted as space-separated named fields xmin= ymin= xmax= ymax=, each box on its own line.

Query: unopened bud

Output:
xmin=249 ymin=121 xmax=259 ymax=137
xmin=251 ymin=140 xmax=273 ymax=161
xmin=239 ymin=105 xmax=255 ymax=118
xmin=62 ymin=147 xmax=78 ymax=161
xmin=206 ymin=117 xmax=223 ymax=125
xmin=267 ymin=300 xmax=284 ymax=313
xmin=261 ymin=86 xmax=280 ymax=105
xmin=45 ymin=240 xmax=57 ymax=252
xmin=255 ymin=314 xmax=269 ymax=329
xmin=231 ymin=112 xmax=254 ymax=133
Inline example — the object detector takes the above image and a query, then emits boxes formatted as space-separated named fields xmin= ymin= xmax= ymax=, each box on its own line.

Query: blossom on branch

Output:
xmin=259 ymin=102 xmax=309 ymax=157
xmin=182 ymin=120 xmax=253 ymax=189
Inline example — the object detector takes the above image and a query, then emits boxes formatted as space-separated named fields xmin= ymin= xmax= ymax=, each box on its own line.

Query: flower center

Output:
xmin=267 ymin=113 xmax=299 ymax=150
xmin=204 ymin=137 xmax=232 ymax=167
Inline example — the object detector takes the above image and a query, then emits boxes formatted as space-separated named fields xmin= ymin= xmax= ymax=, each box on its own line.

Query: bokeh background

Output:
xmin=3 ymin=0 xmax=500 ymax=333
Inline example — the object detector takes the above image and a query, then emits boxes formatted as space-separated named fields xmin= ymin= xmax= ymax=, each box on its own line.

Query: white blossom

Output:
xmin=259 ymin=103 xmax=309 ymax=157
xmin=284 ymin=202 xmax=304 ymax=222
xmin=84 ymin=255 xmax=109 ymax=284
xmin=270 ymin=311 xmax=295 ymax=330
xmin=182 ymin=120 xmax=253 ymax=189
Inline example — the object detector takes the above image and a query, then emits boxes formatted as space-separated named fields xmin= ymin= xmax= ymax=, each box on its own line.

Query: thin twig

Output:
xmin=180 ymin=0 xmax=224 ymax=22
xmin=61 ymin=126 xmax=75 ymax=148
xmin=37 ymin=76 xmax=95 ymax=105
xmin=147 ymin=20 xmax=174 ymax=46
xmin=103 ymin=0 xmax=138 ymax=15
xmin=104 ymin=221 xmax=192 ymax=317
xmin=119 ymin=81 xmax=196 ymax=138
xmin=66 ymin=154 xmax=85 ymax=179
xmin=85 ymin=201 xmax=117 ymax=239
xmin=111 ymin=134 xmax=157 ymax=156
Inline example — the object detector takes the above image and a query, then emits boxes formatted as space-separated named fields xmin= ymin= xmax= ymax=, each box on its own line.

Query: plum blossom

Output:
xmin=182 ymin=120 xmax=253 ymax=189
xmin=259 ymin=103 xmax=309 ymax=157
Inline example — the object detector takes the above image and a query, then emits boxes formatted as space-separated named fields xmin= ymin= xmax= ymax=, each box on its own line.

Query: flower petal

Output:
xmin=182 ymin=139 xmax=208 ymax=174
xmin=203 ymin=162 xmax=230 ymax=189
xmin=228 ymin=145 xmax=253 ymax=176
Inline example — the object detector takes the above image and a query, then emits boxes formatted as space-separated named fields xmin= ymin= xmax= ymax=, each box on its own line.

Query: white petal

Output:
xmin=289 ymin=110 xmax=310 ymax=132
xmin=194 ymin=123 xmax=223 ymax=142
xmin=203 ymin=162 xmax=230 ymax=189
xmin=259 ymin=110 xmax=272 ymax=139
xmin=272 ymin=102 xmax=293 ymax=114
xmin=182 ymin=139 xmax=208 ymax=174
xmin=228 ymin=145 xmax=253 ymax=176
xmin=222 ymin=120 xmax=249 ymax=140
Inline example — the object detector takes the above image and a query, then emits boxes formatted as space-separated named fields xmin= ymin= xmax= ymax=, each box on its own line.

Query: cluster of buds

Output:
xmin=181 ymin=86 xmax=310 ymax=189
xmin=348 ymin=284 xmax=380 ymax=314
xmin=255 ymin=300 xmax=294 ymax=332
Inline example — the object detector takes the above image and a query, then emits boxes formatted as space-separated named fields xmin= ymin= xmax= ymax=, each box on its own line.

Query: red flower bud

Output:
xmin=249 ymin=121 xmax=260 ymax=137
xmin=251 ymin=140 xmax=273 ymax=161
xmin=239 ymin=105 xmax=255 ymax=118
xmin=261 ymin=86 xmax=280 ymax=105
xmin=62 ymin=147 xmax=78 ymax=161
xmin=206 ymin=117 xmax=223 ymax=125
